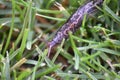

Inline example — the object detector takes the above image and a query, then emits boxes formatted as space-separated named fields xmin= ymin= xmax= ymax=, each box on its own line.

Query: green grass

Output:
xmin=0 ymin=0 xmax=120 ymax=80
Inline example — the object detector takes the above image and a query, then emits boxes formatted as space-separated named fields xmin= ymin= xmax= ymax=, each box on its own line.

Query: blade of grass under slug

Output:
xmin=45 ymin=57 xmax=63 ymax=74
xmin=92 ymin=59 xmax=111 ymax=74
xmin=79 ymin=67 xmax=98 ymax=80
xmin=77 ymin=40 xmax=111 ymax=51
xmin=0 ymin=33 xmax=5 ymax=54
xmin=13 ymin=70 xmax=17 ymax=80
xmin=16 ymin=1 xmax=61 ymax=14
xmin=60 ymin=48 xmax=73 ymax=62
xmin=80 ymin=51 xmax=101 ymax=61
xmin=26 ymin=0 xmax=33 ymax=50
xmin=4 ymin=52 xmax=11 ymax=80
xmin=10 ymin=58 xmax=27 ymax=71
xmin=104 ymin=4 xmax=120 ymax=23
xmin=36 ymin=13 xmax=66 ymax=21
xmin=52 ymin=38 xmax=65 ymax=63
xmin=35 ymin=65 xmax=60 ymax=78
xmin=82 ymin=14 xmax=87 ymax=28
xmin=0 ymin=17 xmax=20 ymax=25
xmin=69 ymin=31 xmax=80 ymax=70
xmin=31 ymin=45 xmax=47 ymax=80
xmin=46 ymin=0 xmax=55 ymax=9
xmin=13 ymin=1 xmax=32 ymax=52
xmin=72 ymin=35 xmax=97 ymax=44
xmin=109 ymin=39 xmax=120 ymax=48
xmin=0 ymin=21 xmax=10 ymax=29
xmin=99 ymin=53 xmax=111 ymax=62
xmin=17 ymin=28 xmax=29 ymax=59
xmin=26 ymin=31 xmax=34 ymax=50
xmin=54 ymin=2 xmax=70 ymax=18
xmin=2 ymin=0 xmax=15 ymax=55
xmin=85 ymin=60 xmax=100 ymax=71
xmin=27 ymin=0 xmax=37 ymax=50
xmin=44 ymin=76 xmax=56 ymax=80
xmin=9 ymin=48 xmax=20 ymax=60
xmin=94 ymin=48 xmax=120 ymax=56
xmin=17 ymin=69 xmax=31 ymax=80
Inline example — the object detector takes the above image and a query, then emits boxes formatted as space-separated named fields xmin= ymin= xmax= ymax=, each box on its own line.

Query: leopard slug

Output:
xmin=47 ymin=0 xmax=103 ymax=57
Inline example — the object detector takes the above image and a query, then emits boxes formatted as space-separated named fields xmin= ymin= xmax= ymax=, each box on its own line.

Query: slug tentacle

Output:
xmin=47 ymin=0 xmax=103 ymax=56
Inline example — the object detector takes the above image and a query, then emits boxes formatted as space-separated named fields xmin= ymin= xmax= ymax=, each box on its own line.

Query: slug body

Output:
xmin=48 ymin=0 xmax=103 ymax=56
